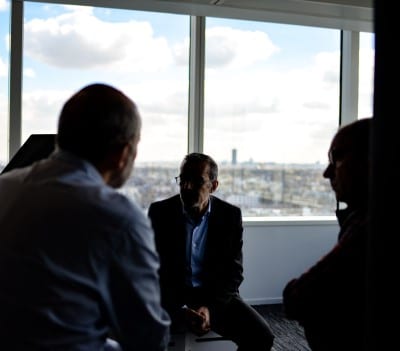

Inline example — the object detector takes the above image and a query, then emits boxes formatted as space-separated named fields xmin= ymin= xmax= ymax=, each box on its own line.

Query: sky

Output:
xmin=0 ymin=1 xmax=374 ymax=166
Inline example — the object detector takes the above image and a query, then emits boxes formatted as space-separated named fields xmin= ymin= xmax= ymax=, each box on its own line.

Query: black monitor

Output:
xmin=1 ymin=134 xmax=56 ymax=174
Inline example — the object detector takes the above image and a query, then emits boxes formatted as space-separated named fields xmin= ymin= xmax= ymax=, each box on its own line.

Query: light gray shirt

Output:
xmin=0 ymin=150 xmax=170 ymax=351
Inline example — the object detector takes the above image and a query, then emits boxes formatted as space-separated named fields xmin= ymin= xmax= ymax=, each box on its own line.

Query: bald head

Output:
xmin=323 ymin=117 xmax=372 ymax=208
xmin=57 ymin=83 xmax=141 ymax=166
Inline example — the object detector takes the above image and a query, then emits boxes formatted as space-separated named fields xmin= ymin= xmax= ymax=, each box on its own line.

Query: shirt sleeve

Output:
xmin=106 ymin=206 xmax=171 ymax=351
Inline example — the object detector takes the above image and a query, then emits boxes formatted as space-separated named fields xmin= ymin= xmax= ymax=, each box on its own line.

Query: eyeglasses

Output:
xmin=174 ymin=175 xmax=209 ymax=188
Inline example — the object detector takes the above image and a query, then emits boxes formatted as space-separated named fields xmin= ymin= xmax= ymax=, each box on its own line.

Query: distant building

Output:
xmin=232 ymin=148 xmax=237 ymax=165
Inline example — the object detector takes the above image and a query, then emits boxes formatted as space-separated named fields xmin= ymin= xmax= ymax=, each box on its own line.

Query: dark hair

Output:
xmin=57 ymin=83 xmax=140 ymax=164
xmin=181 ymin=153 xmax=218 ymax=180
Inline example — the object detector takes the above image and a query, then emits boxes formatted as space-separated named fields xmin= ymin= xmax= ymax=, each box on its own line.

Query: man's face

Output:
xmin=178 ymin=161 xmax=217 ymax=216
xmin=322 ymin=132 xmax=364 ymax=206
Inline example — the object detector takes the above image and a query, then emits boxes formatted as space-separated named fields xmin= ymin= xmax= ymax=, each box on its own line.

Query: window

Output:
xmin=204 ymin=18 xmax=339 ymax=216
xmin=0 ymin=0 xmax=10 ymax=171
xmin=22 ymin=2 xmax=189 ymax=207
xmin=7 ymin=1 xmax=373 ymax=218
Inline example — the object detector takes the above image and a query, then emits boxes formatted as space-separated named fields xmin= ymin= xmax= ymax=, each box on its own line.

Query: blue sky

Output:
xmin=0 ymin=1 xmax=374 ymax=165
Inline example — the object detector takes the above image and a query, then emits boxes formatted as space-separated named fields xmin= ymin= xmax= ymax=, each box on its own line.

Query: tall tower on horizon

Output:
xmin=232 ymin=148 xmax=237 ymax=165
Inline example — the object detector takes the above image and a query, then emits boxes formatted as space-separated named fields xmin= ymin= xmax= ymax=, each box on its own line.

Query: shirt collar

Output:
xmin=183 ymin=196 xmax=212 ymax=224
xmin=50 ymin=149 xmax=104 ymax=184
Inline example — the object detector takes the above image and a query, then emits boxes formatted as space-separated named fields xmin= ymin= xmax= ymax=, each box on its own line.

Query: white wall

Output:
xmin=240 ymin=218 xmax=339 ymax=305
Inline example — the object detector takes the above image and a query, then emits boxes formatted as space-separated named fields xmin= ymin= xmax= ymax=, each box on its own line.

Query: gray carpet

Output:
xmin=254 ymin=304 xmax=311 ymax=351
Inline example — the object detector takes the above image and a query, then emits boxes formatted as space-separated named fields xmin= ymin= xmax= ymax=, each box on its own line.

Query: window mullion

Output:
xmin=188 ymin=15 xmax=205 ymax=153
xmin=340 ymin=30 xmax=360 ymax=126
xmin=9 ymin=0 xmax=24 ymax=159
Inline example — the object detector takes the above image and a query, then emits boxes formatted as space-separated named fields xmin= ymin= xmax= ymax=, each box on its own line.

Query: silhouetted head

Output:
xmin=323 ymin=117 xmax=372 ymax=209
xmin=57 ymin=83 xmax=141 ymax=187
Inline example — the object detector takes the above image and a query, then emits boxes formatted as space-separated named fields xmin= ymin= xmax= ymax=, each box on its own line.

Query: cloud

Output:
xmin=172 ymin=38 xmax=189 ymax=66
xmin=0 ymin=92 xmax=8 ymax=164
xmin=24 ymin=68 xmax=36 ymax=78
xmin=114 ymin=79 xmax=188 ymax=122
xmin=0 ymin=55 xmax=7 ymax=77
xmin=205 ymin=26 xmax=279 ymax=68
xmin=173 ymin=26 xmax=280 ymax=69
xmin=200 ymin=48 xmax=343 ymax=164
xmin=21 ymin=89 xmax=69 ymax=139
xmin=5 ymin=33 xmax=10 ymax=51
xmin=18 ymin=82 xmax=188 ymax=159
xmin=0 ymin=0 xmax=8 ymax=12
xmin=8 ymin=6 xmax=372 ymax=165
xmin=203 ymin=50 xmax=340 ymax=123
xmin=24 ymin=7 xmax=173 ymax=72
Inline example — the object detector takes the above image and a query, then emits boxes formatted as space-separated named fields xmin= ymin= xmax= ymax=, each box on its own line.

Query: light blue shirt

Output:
xmin=184 ymin=200 xmax=211 ymax=287
xmin=0 ymin=150 xmax=170 ymax=351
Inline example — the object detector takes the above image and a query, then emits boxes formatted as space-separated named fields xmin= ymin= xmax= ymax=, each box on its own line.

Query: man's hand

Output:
xmin=184 ymin=306 xmax=211 ymax=336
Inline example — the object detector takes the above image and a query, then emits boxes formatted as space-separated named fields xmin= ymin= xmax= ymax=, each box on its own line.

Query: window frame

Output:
xmin=7 ymin=0 xmax=374 ymax=223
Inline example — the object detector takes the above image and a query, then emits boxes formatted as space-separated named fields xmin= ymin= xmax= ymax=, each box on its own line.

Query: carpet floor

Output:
xmin=254 ymin=304 xmax=311 ymax=351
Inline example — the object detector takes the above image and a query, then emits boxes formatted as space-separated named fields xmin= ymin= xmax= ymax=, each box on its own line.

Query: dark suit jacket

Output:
xmin=283 ymin=207 xmax=368 ymax=351
xmin=148 ymin=194 xmax=243 ymax=315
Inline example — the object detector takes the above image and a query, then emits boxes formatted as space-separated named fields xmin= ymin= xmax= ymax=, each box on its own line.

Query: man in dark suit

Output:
xmin=283 ymin=118 xmax=372 ymax=350
xmin=148 ymin=152 xmax=274 ymax=351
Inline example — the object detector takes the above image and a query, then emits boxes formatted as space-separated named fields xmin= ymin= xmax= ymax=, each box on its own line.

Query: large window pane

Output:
xmin=0 ymin=0 xmax=10 ymax=171
xmin=204 ymin=18 xmax=340 ymax=217
xmin=358 ymin=32 xmax=374 ymax=119
xmin=23 ymin=2 xmax=189 ymax=209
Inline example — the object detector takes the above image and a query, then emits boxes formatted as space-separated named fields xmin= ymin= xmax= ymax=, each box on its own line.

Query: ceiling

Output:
xmin=129 ymin=0 xmax=373 ymax=32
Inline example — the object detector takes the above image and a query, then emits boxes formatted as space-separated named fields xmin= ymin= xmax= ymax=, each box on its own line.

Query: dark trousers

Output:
xmin=171 ymin=288 xmax=274 ymax=351
xmin=209 ymin=296 xmax=274 ymax=351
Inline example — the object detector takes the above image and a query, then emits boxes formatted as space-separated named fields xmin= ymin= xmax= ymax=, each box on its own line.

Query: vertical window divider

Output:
xmin=188 ymin=15 xmax=205 ymax=153
xmin=340 ymin=30 xmax=360 ymax=126
xmin=9 ymin=0 xmax=24 ymax=159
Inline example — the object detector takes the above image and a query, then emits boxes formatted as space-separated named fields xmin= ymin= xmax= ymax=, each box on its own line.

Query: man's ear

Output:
xmin=95 ymin=143 xmax=133 ymax=185
xmin=210 ymin=180 xmax=219 ymax=193
xmin=115 ymin=143 xmax=132 ymax=171
xmin=100 ymin=143 xmax=130 ymax=172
